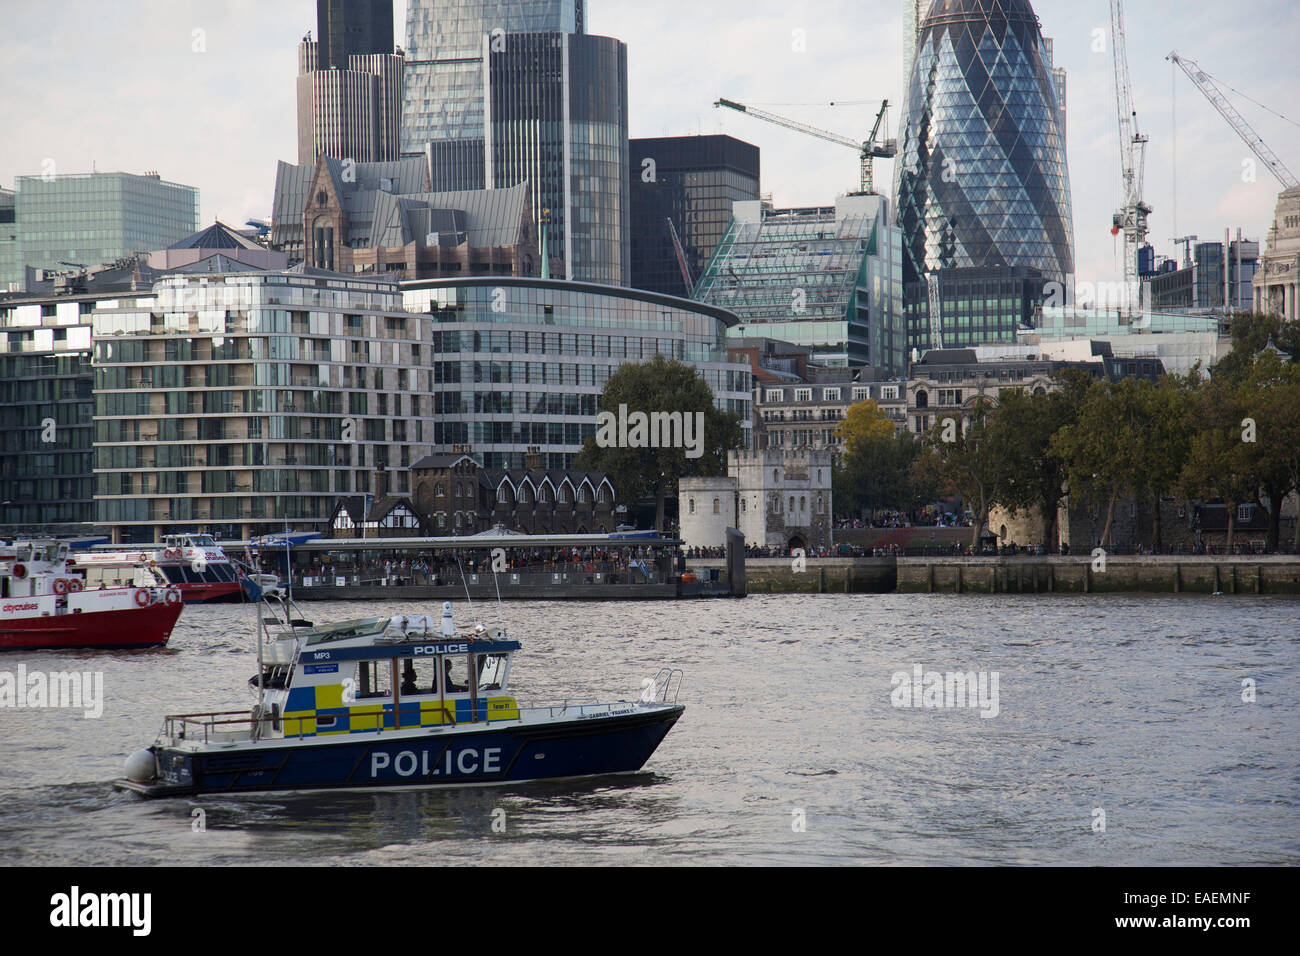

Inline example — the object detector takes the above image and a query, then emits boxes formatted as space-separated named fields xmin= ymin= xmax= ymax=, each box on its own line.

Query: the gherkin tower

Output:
xmin=894 ymin=0 xmax=1075 ymax=291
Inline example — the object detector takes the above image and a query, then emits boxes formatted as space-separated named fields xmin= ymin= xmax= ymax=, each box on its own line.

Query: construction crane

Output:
xmin=665 ymin=217 xmax=694 ymax=295
xmin=713 ymin=97 xmax=896 ymax=195
xmin=1171 ymin=235 xmax=1198 ymax=269
xmin=1109 ymin=0 xmax=1151 ymax=318
xmin=1166 ymin=51 xmax=1299 ymax=191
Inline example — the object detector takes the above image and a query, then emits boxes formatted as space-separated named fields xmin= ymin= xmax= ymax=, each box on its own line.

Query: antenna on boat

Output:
xmin=283 ymin=524 xmax=292 ymax=602
xmin=490 ymin=547 xmax=506 ymax=636
xmin=254 ymin=573 xmax=266 ymax=738
xmin=455 ymin=552 xmax=479 ymax=627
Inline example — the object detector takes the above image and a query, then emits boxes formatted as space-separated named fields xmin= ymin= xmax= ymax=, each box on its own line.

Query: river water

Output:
xmin=1 ymin=594 xmax=1296 ymax=866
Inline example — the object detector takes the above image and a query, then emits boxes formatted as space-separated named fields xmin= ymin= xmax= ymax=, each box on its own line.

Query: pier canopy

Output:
xmin=229 ymin=531 xmax=680 ymax=552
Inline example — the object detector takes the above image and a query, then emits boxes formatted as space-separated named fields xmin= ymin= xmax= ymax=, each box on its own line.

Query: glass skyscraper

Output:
xmin=401 ymin=2 xmax=627 ymax=285
xmin=894 ymin=0 xmax=1074 ymax=292
xmin=401 ymin=0 xmax=582 ymax=161
xmin=6 ymin=172 xmax=199 ymax=287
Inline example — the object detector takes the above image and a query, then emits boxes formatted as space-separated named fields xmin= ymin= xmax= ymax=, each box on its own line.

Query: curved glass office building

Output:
xmin=894 ymin=0 xmax=1074 ymax=290
xmin=404 ymin=278 xmax=751 ymax=469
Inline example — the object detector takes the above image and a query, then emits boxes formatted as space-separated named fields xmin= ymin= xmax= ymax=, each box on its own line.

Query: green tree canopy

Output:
xmin=572 ymin=354 xmax=743 ymax=530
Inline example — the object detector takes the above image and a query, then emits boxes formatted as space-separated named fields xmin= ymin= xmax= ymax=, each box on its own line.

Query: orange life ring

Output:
xmin=149 ymin=559 xmax=157 ymax=567
xmin=134 ymin=588 xmax=151 ymax=607
xmin=163 ymin=548 xmax=178 ymax=559
xmin=54 ymin=578 xmax=70 ymax=595
xmin=12 ymin=563 xmax=26 ymax=579
xmin=69 ymin=578 xmax=84 ymax=592
xmin=164 ymin=588 xmax=182 ymax=606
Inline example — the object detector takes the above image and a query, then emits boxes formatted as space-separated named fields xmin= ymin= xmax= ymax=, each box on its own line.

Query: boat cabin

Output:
xmin=165 ymin=534 xmax=216 ymax=550
xmin=257 ymin=604 xmax=523 ymax=739
xmin=1 ymin=540 xmax=74 ymax=597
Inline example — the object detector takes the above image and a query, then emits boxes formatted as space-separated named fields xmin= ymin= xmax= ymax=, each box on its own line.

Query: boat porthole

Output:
xmin=535 ymin=753 xmax=545 ymax=760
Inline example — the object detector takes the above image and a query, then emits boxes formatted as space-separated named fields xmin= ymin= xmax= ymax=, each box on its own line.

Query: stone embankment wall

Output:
xmin=686 ymin=556 xmax=1300 ymax=595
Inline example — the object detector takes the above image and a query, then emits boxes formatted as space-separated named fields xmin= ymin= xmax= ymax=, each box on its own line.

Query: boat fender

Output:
xmin=133 ymin=588 xmax=151 ymax=607
xmin=124 ymin=748 xmax=157 ymax=784
xmin=53 ymin=577 xmax=70 ymax=595
xmin=164 ymin=587 xmax=182 ymax=606
xmin=12 ymin=563 xmax=26 ymax=579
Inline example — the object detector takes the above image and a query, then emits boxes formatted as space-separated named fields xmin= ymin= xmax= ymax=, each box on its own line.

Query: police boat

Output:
xmin=114 ymin=595 xmax=683 ymax=796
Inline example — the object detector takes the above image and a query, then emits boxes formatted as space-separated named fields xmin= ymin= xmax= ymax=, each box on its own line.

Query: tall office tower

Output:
xmin=401 ymin=1 xmax=583 ymax=165
xmin=894 ymin=0 xmax=1075 ymax=298
xmin=488 ymin=32 xmax=628 ymax=285
xmin=402 ymin=3 xmax=627 ymax=285
xmin=296 ymin=1 xmax=403 ymax=164
xmin=317 ymin=0 xmax=394 ymax=70
xmin=629 ymin=135 xmax=760 ymax=299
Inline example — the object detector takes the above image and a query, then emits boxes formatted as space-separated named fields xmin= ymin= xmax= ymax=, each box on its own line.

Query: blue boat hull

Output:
xmin=134 ymin=706 xmax=683 ymax=797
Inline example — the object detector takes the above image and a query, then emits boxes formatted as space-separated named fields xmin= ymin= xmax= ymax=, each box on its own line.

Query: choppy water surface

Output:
xmin=1 ymin=594 xmax=1296 ymax=866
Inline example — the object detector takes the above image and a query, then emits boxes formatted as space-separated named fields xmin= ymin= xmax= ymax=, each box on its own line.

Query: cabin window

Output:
xmin=444 ymin=655 xmax=470 ymax=693
xmin=356 ymin=660 xmax=392 ymax=699
xmin=162 ymin=566 xmax=184 ymax=584
xmin=398 ymin=657 xmax=439 ymax=695
xmin=476 ymin=653 xmax=509 ymax=691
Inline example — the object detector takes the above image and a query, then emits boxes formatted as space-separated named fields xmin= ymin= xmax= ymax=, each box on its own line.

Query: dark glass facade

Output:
xmin=401 ymin=4 xmax=624 ymax=285
xmin=488 ymin=32 xmax=628 ymax=285
xmin=0 ymin=300 xmax=95 ymax=530
xmin=903 ymin=266 xmax=1043 ymax=350
xmin=894 ymin=0 xmax=1074 ymax=290
xmin=401 ymin=0 xmax=583 ymax=159
xmin=629 ymin=135 xmax=760 ymax=298
xmin=316 ymin=0 xmax=393 ymax=70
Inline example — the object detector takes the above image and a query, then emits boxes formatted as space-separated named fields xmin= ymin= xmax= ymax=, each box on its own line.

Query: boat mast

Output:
xmin=255 ymin=591 xmax=266 ymax=735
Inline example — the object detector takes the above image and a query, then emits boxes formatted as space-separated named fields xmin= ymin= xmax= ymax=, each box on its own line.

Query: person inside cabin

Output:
xmin=444 ymin=659 xmax=465 ymax=693
xmin=400 ymin=661 xmax=419 ymax=696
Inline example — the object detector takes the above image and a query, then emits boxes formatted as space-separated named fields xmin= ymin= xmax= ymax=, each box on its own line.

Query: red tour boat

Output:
xmin=0 ymin=540 xmax=183 ymax=651
xmin=73 ymin=534 xmax=244 ymax=604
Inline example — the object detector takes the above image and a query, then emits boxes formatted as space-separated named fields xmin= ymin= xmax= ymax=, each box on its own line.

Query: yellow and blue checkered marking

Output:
xmin=281 ymin=683 xmax=519 ymax=738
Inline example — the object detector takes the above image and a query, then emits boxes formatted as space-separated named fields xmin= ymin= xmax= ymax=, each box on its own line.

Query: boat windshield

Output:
xmin=304 ymin=617 xmax=390 ymax=645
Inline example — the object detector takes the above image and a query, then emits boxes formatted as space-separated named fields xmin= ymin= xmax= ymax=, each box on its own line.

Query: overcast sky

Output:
xmin=2 ymin=0 xmax=1297 ymax=289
